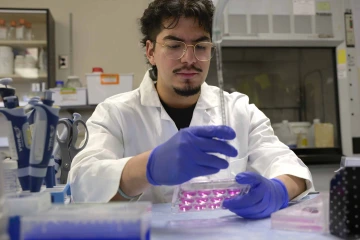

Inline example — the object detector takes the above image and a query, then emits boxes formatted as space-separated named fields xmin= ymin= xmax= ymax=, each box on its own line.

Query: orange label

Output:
xmin=100 ymin=74 xmax=120 ymax=85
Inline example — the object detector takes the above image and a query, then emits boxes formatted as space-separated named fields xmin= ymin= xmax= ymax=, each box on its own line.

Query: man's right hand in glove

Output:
xmin=146 ymin=125 xmax=238 ymax=186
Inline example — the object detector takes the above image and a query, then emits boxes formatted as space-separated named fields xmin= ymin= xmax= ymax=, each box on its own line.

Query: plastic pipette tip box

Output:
xmin=43 ymin=184 xmax=71 ymax=204
xmin=271 ymin=193 xmax=329 ymax=233
xmin=21 ymin=202 xmax=152 ymax=240
xmin=171 ymin=179 xmax=250 ymax=213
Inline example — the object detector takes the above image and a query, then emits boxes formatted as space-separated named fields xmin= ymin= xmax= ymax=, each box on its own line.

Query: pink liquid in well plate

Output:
xmin=208 ymin=203 xmax=221 ymax=210
xmin=210 ymin=197 xmax=224 ymax=204
xmin=181 ymin=198 xmax=195 ymax=205
xmin=181 ymin=190 xmax=197 ymax=199
xmin=194 ymin=204 xmax=207 ymax=211
xmin=197 ymin=190 xmax=212 ymax=198
xmin=196 ymin=198 xmax=209 ymax=205
xmin=213 ymin=189 xmax=227 ymax=197
xmin=179 ymin=204 xmax=192 ymax=212
xmin=228 ymin=189 xmax=241 ymax=197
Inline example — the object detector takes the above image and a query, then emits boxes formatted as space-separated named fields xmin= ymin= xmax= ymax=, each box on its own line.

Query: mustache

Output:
xmin=173 ymin=66 xmax=202 ymax=74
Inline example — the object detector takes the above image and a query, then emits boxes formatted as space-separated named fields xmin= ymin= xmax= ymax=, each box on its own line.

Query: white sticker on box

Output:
xmin=293 ymin=0 xmax=315 ymax=15
xmin=60 ymin=88 xmax=78 ymax=101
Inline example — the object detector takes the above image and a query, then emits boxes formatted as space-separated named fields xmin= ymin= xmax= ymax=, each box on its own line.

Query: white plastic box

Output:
xmin=86 ymin=73 xmax=133 ymax=105
xmin=50 ymin=87 xmax=87 ymax=106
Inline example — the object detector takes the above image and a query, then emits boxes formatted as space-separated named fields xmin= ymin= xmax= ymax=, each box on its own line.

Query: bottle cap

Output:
xmin=92 ymin=67 xmax=104 ymax=73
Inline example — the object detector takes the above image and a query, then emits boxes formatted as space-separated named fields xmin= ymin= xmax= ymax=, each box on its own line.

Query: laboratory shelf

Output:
xmin=0 ymin=74 xmax=47 ymax=80
xmin=0 ymin=40 xmax=47 ymax=48
xmin=60 ymin=105 xmax=97 ymax=113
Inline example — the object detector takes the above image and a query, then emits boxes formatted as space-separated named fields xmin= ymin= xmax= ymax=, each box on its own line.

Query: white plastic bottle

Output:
xmin=276 ymin=120 xmax=297 ymax=148
xmin=307 ymin=119 xmax=320 ymax=148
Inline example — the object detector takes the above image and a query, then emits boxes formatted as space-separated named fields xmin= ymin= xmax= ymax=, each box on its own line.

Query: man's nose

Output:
xmin=180 ymin=46 xmax=197 ymax=65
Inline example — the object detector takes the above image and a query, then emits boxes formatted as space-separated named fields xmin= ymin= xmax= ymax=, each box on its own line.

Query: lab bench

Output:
xmin=150 ymin=203 xmax=336 ymax=240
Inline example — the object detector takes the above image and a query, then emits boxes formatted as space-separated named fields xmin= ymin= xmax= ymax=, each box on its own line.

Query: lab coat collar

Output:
xmin=139 ymin=70 xmax=219 ymax=110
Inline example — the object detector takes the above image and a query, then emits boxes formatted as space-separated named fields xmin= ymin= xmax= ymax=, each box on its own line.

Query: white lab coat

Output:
xmin=69 ymin=70 xmax=314 ymax=203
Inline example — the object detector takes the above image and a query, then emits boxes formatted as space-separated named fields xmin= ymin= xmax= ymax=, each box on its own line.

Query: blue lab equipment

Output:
xmin=146 ymin=125 xmax=238 ymax=186
xmin=29 ymin=90 xmax=60 ymax=192
xmin=0 ymin=96 xmax=31 ymax=191
xmin=222 ymin=171 xmax=289 ymax=219
xmin=56 ymin=115 xmax=89 ymax=184
xmin=0 ymin=78 xmax=19 ymax=107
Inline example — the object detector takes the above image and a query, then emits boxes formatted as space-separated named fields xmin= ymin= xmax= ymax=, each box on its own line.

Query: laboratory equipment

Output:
xmin=0 ymin=96 xmax=31 ymax=191
xmin=56 ymin=114 xmax=89 ymax=184
xmin=55 ymin=80 xmax=64 ymax=88
xmin=3 ymin=158 xmax=18 ymax=196
xmin=7 ymin=21 xmax=16 ymax=40
xmin=0 ymin=46 xmax=13 ymax=75
xmin=0 ymin=19 xmax=7 ymax=40
xmin=16 ymin=19 xmax=25 ymax=40
xmin=307 ymin=119 xmax=321 ymax=148
xmin=271 ymin=193 xmax=329 ymax=233
xmin=21 ymin=202 xmax=152 ymax=240
xmin=172 ymin=179 xmax=250 ymax=212
xmin=29 ymin=90 xmax=60 ymax=192
xmin=65 ymin=76 xmax=82 ymax=88
xmin=6 ymin=192 xmax=52 ymax=240
xmin=86 ymin=72 xmax=133 ymax=104
xmin=0 ymin=155 xmax=10 ymax=240
xmin=43 ymin=184 xmax=71 ymax=204
xmin=206 ymin=0 xmax=357 ymax=163
xmin=272 ymin=120 xmax=297 ymax=148
xmin=329 ymin=159 xmax=360 ymax=239
xmin=24 ymin=22 xmax=33 ymax=40
xmin=0 ymin=78 xmax=15 ymax=102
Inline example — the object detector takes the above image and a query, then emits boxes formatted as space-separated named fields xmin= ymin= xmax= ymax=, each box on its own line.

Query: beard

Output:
xmin=173 ymin=84 xmax=201 ymax=97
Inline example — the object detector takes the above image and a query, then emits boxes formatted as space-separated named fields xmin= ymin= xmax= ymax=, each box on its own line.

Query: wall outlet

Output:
xmin=59 ymin=55 xmax=69 ymax=69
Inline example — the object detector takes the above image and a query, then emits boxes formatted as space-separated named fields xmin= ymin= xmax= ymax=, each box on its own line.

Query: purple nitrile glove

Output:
xmin=146 ymin=125 xmax=238 ymax=186
xmin=222 ymin=171 xmax=289 ymax=219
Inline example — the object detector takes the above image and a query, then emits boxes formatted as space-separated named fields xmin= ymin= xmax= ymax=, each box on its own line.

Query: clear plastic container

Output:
xmin=271 ymin=193 xmax=329 ymax=233
xmin=65 ymin=76 xmax=82 ymax=88
xmin=172 ymin=179 xmax=250 ymax=213
xmin=21 ymin=202 xmax=152 ymax=240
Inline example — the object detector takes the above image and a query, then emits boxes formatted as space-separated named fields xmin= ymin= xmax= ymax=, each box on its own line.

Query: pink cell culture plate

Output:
xmin=172 ymin=179 xmax=250 ymax=213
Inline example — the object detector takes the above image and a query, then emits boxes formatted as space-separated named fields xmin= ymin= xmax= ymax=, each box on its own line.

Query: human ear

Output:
xmin=146 ymin=40 xmax=156 ymax=65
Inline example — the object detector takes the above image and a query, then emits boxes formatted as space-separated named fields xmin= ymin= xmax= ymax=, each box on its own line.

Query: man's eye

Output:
xmin=167 ymin=44 xmax=181 ymax=49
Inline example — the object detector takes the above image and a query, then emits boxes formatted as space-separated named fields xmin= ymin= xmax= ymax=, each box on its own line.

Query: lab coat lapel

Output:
xmin=190 ymin=82 xmax=220 ymax=127
xmin=139 ymin=70 xmax=175 ymax=135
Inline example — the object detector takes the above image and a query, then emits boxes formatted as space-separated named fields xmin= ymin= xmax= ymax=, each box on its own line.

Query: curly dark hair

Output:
xmin=139 ymin=0 xmax=215 ymax=80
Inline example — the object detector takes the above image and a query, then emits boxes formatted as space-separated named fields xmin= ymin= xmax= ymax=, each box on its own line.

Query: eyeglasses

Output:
xmin=155 ymin=40 xmax=216 ymax=62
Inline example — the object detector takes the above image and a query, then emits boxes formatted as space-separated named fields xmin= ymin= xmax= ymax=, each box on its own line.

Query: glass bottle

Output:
xmin=0 ymin=19 xmax=7 ymax=40
xmin=7 ymin=21 xmax=16 ymax=40
xmin=16 ymin=19 xmax=26 ymax=40
xmin=25 ymin=22 xmax=34 ymax=40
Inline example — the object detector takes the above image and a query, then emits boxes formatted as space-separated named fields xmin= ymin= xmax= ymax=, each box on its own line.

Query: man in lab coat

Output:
xmin=69 ymin=0 xmax=314 ymax=219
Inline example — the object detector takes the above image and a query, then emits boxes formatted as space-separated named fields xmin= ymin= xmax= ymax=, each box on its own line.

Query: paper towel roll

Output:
xmin=0 ymin=46 xmax=14 ymax=75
